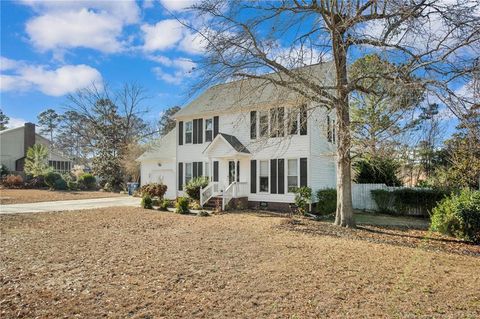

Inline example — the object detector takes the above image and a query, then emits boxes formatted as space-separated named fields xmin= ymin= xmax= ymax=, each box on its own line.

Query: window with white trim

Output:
xmin=259 ymin=160 xmax=269 ymax=192
xmin=288 ymin=109 xmax=299 ymax=135
xmin=287 ymin=159 xmax=298 ymax=192
xmin=204 ymin=162 xmax=210 ymax=180
xmin=205 ymin=118 xmax=213 ymax=142
xmin=185 ymin=162 xmax=193 ymax=184
xmin=185 ymin=121 xmax=193 ymax=144
xmin=259 ymin=111 xmax=268 ymax=138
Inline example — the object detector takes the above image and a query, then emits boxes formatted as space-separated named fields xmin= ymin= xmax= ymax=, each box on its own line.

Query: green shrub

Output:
xmin=316 ymin=188 xmax=336 ymax=215
xmin=371 ymin=188 xmax=449 ymax=217
xmin=78 ymin=173 xmax=96 ymax=190
xmin=67 ymin=180 xmax=79 ymax=190
xmin=354 ymin=157 xmax=402 ymax=186
xmin=44 ymin=172 xmax=63 ymax=189
xmin=54 ymin=178 xmax=67 ymax=190
xmin=175 ymin=197 xmax=190 ymax=214
xmin=184 ymin=177 xmax=209 ymax=200
xmin=189 ymin=200 xmax=201 ymax=210
xmin=430 ymin=189 xmax=480 ymax=243
xmin=371 ymin=189 xmax=394 ymax=213
xmin=158 ymin=199 xmax=171 ymax=211
xmin=151 ymin=198 xmax=160 ymax=207
xmin=293 ymin=186 xmax=312 ymax=215
xmin=141 ymin=195 xmax=153 ymax=209
xmin=0 ymin=164 xmax=9 ymax=177
xmin=139 ymin=183 xmax=168 ymax=198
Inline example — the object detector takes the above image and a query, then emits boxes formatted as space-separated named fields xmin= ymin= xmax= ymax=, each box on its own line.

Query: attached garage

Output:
xmin=137 ymin=129 xmax=176 ymax=199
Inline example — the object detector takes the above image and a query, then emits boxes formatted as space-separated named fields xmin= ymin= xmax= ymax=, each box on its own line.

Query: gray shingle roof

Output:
xmin=173 ymin=62 xmax=334 ymax=119
xmin=219 ymin=133 xmax=250 ymax=154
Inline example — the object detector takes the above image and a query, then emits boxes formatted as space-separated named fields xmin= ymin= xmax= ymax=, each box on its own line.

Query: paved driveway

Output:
xmin=0 ymin=197 xmax=140 ymax=214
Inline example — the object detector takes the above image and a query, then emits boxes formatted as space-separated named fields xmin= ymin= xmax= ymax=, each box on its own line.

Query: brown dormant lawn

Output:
xmin=0 ymin=189 xmax=126 ymax=204
xmin=1 ymin=208 xmax=479 ymax=318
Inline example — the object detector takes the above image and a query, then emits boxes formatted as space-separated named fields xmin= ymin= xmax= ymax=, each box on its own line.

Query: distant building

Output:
xmin=0 ymin=123 xmax=72 ymax=174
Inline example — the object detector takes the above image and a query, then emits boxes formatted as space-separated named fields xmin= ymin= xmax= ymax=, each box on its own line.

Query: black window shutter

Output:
xmin=300 ymin=158 xmax=308 ymax=187
xmin=213 ymin=161 xmax=219 ymax=182
xmin=250 ymin=160 xmax=257 ymax=193
xmin=193 ymin=162 xmax=198 ymax=178
xmin=250 ymin=111 xmax=257 ymax=139
xmin=300 ymin=106 xmax=307 ymax=135
xmin=270 ymin=159 xmax=277 ymax=194
xmin=193 ymin=119 xmax=198 ymax=144
xmin=197 ymin=161 xmax=203 ymax=177
xmin=278 ymin=107 xmax=285 ymax=137
xmin=236 ymin=161 xmax=240 ymax=182
xmin=178 ymin=121 xmax=183 ymax=145
xmin=213 ymin=116 xmax=219 ymax=137
xmin=198 ymin=119 xmax=203 ymax=143
xmin=278 ymin=159 xmax=285 ymax=194
xmin=178 ymin=162 xmax=183 ymax=190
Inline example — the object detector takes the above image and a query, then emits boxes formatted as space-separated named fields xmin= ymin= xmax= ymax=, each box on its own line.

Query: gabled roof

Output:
xmin=173 ymin=62 xmax=335 ymax=119
xmin=203 ymin=133 xmax=250 ymax=158
xmin=137 ymin=129 xmax=176 ymax=161
xmin=218 ymin=133 xmax=250 ymax=154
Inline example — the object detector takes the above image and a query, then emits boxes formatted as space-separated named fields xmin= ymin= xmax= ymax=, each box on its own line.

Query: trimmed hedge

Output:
xmin=316 ymin=188 xmax=337 ymax=215
xmin=430 ymin=189 xmax=480 ymax=243
xmin=78 ymin=173 xmax=96 ymax=190
xmin=371 ymin=188 xmax=449 ymax=217
xmin=141 ymin=195 xmax=153 ymax=209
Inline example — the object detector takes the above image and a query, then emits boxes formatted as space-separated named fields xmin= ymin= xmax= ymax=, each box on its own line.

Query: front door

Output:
xmin=228 ymin=160 xmax=236 ymax=185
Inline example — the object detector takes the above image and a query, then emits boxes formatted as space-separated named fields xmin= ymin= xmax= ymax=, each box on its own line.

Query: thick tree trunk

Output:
xmin=332 ymin=24 xmax=355 ymax=228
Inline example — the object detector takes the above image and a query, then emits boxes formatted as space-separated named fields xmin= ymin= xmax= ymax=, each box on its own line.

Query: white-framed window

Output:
xmin=185 ymin=162 xmax=193 ymax=184
xmin=288 ymin=108 xmax=299 ymax=135
xmin=205 ymin=118 xmax=213 ymax=142
xmin=185 ymin=121 xmax=193 ymax=144
xmin=204 ymin=162 xmax=210 ymax=180
xmin=287 ymin=159 xmax=299 ymax=192
xmin=259 ymin=160 xmax=269 ymax=192
xmin=259 ymin=111 xmax=269 ymax=137
xmin=270 ymin=107 xmax=284 ymax=137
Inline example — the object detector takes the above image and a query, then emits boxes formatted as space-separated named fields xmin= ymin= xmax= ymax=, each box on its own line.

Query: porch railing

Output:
xmin=200 ymin=182 xmax=220 ymax=207
xmin=222 ymin=181 xmax=248 ymax=210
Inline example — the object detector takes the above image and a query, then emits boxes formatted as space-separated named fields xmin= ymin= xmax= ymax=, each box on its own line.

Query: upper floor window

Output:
xmin=250 ymin=111 xmax=257 ymax=139
xmin=300 ymin=105 xmax=307 ymax=135
xmin=270 ymin=107 xmax=284 ymax=138
xmin=185 ymin=121 xmax=193 ymax=144
xmin=259 ymin=111 xmax=269 ymax=138
xmin=205 ymin=118 xmax=213 ymax=142
xmin=288 ymin=109 xmax=299 ymax=135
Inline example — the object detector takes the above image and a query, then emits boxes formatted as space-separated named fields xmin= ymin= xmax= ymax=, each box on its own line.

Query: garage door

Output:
xmin=149 ymin=169 xmax=175 ymax=199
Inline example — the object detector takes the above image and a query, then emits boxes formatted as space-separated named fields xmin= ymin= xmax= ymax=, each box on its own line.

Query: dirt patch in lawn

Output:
xmin=0 ymin=189 xmax=125 ymax=204
xmin=0 ymin=208 xmax=479 ymax=318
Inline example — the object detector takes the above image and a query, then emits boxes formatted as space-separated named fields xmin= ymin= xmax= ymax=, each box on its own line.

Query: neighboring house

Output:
xmin=0 ymin=123 xmax=72 ymax=174
xmin=137 ymin=129 xmax=176 ymax=199
xmin=141 ymin=62 xmax=338 ymax=211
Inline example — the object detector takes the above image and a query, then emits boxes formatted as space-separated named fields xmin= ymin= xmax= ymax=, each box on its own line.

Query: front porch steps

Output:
xmin=202 ymin=196 xmax=223 ymax=210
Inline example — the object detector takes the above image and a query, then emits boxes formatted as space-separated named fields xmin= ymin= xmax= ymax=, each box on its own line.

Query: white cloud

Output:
xmin=0 ymin=57 xmax=102 ymax=96
xmin=158 ymin=0 xmax=198 ymax=12
xmin=20 ymin=0 xmax=140 ymax=54
xmin=178 ymin=31 xmax=206 ymax=54
xmin=0 ymin=57 xmax=21 ymax=71
xmin=150 ymin=55 xmax=196 ymax=84
xmin=141 ymin=19 xmax=184 ymax=51
xmin=7 ymin=117 xmax=27 ymax=129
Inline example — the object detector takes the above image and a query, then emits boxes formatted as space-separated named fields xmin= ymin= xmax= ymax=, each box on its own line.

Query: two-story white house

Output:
xmin=140 ymin=62 xmax=338 ymax=210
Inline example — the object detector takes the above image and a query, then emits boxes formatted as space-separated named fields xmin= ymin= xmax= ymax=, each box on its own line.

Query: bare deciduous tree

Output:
xmin=185 ymin=0 xmax=480 ymax=227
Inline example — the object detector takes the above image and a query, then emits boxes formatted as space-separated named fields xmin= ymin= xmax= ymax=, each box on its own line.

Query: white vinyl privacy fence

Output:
xmin=351 ymin=183 xmax=387 ymax=211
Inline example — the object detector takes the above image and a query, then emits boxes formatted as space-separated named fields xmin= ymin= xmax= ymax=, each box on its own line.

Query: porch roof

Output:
xmin=203 ymin=133 xmax=251 ymax=158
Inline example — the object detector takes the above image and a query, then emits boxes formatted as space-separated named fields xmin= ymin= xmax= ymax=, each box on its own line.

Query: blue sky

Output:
xmin=1 ymin=0 xmax=202 ymax=127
